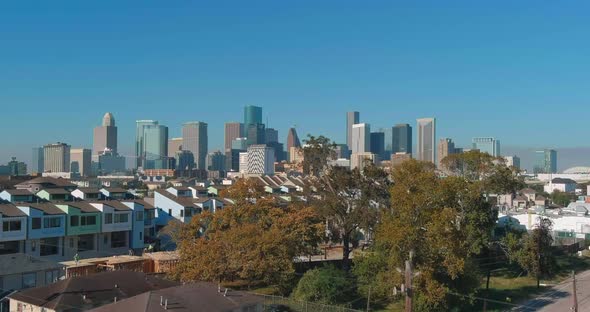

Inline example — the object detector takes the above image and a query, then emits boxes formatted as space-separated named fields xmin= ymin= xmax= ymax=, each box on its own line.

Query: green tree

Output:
xmin=292 ymin=265 xmax=354 ymax=305
xmin=302 ymin=135 xmax=336 ymax=177
xmin=551 ymin=190 xmax=574 ymax=207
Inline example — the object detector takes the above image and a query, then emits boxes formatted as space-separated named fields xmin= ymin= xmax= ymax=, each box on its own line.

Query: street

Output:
xmin=513 ymin=269 xmax=590 ymax=311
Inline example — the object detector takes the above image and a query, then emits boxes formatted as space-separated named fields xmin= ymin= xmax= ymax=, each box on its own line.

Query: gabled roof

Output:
xmin=155 ymin=190 xmax=204 ymax=209
xmin=9 ymin=271 xmax=179 ymax=311
xmin=87 ymin=282 xmax=264 ymax=312
xmin=38 ymin=188 xmax=71 ymax=195
xmin=1 ymin=189 xmax=33 ymax=196
xmin=132 ymin=199 xmax=155 ymax=210
xmin=520 ymin=188 xmax=536 ymax=194
xmin=28 ymin=203 xmax=67 ymax=215
xmin=102 ymin=187 xmax=128 ymax=193
xmin=100 ymin=200 xmax=132 ymax=211
xmin=0 ymin=204 xmax=26 ymax=217
xmin=66 ymin=201 xmax=101 ymax=213
xmin=16 ymin=177 xmax=76 ymax=188
xmin=76 ymin=188 xmax=101 ymax=194
xmin=551 ymin=178 xmax=577 ymax=184
xmin=514 ymin=195 xmax=528 ymax=201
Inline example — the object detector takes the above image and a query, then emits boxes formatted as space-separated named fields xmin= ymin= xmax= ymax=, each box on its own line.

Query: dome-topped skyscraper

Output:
xmin=102 ymin=112 xmax=115 ymax=127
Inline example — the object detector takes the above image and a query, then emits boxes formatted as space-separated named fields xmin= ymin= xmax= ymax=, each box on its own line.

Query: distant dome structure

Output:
xmin=102 ymin=112 xmax=115 ymax=127
xmin=563 ymin=166 xmax=590 ymax=174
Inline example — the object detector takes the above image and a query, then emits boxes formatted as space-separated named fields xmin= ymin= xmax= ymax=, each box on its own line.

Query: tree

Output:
xmin=174 ymin=179 xmax=324 ymax=289
xmin=551 ymin=190 xmax=574 ymax=207
xmin=302 ymin=135 xmax=336 ymax=177
xmin=292 ymin=265 xmax=354 ymax=305
xmin=375 ymin=159 xmax=495 ymax=311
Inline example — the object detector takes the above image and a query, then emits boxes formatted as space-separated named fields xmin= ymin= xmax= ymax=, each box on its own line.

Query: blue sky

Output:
xmin=1 ymin=1 xmax=589 ymax=169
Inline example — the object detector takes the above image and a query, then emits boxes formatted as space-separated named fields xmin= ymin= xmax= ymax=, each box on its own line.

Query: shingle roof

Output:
xmin=551 ymin=178 xmax=577 ymax=184
xmin=133 ymin=199 xmax=155 ymax=210
xmin=66 ymin=201 xmax=101 ymax=213
xmin=77 ymin=188 xmax=101 ymax=194
xmin=9 ymin=271 xmax=179 ymax=311
xmin=102 ymin=187 xmax=128 ymax=193
xmin=87 ymin=282 xmax=264 ymax=312
xmin=16 ymin=177 xmax=76 ymax=188
xmin=28 ymin=203 xmax=66 ymax=215
xmin=155 ymin=190 xmax=203 ymax=208
xmin=0 ymin=204 xmax=26 ymax=217
xmin=1 ymin=189 xmax=33 ymax=196
xmin=100 ymin=200 xmax=132 ymax=211
xmin=38 ymin=188 xmax=71 ymax=195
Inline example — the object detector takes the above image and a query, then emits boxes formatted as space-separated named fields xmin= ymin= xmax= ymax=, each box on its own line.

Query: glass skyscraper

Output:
xmin=534 ymin=149 xmax=557 ymax=174
xmin=472 ymin=137 xmax=501 ymax=157
xmin=244 ymin=105 xmax=262 ymax=128
xmin=135 ymin=120 xmax=158 ymax=169
xmin=136 ymin=122 xmax=168 ymax=170
xmin=392 ymin=124 xmax=412 ymax=155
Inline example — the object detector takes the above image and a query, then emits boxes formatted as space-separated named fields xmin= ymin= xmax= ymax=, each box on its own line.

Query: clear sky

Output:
xmin=1 ymin=1 xmax=589 ymax=170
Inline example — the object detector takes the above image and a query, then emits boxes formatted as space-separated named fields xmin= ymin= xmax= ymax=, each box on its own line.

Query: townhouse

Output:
xmin=16 ymin=203 xmax=67 ymax=259
xmin=0 ymin=204 xmax=27 ymax=254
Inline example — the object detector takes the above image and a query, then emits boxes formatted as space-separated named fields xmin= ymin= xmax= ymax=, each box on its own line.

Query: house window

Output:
xmin=80 ymin=215 xmax=97 ymax=226
xmin=111 ymin=231 xmax=126 ymax=248
xmin=168 ymin=209 xmax=172 ymax=216
xmin=0 ymin=240 xmax=20 ymax=255
xmin=105 ymin=213 xmax=113 ymax=224
xmin=180 ymin=210 xmax=184 ymax=217
xmin=114 ymin=213 xmax=129 ymax=223
xmin=40 ymin=237 xmax=59 ymax=256
xmin=78 ymin=234 xmax=95 ymax=252
xmin=22 ymin=272 xmax=36 ymax=288
xmin=135 ymin=211 xmax=144 ymax=222
xmin=139 ymin=232 xmax=143 ymax=241
xmin=43 ymin=217 xmax=61 ymax=228
xmin=45 ymin=270 xmax=59 ymax=284
xmin=32 ymin=218 xmax=42 ymax=229
xmin=3 ymin=220 xmax=22 ymax=232
xmin=70 ymin=216 xmax=79 ymax=227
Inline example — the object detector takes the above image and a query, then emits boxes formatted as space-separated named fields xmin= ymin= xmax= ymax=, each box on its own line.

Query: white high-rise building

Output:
xmin=246 ymin=145 xmax=275 ymax=175
xmin=351 ymin=123 xmax=371 ymax=154
xmin=239 ymin=152 xmax=249 ymax=174
xmin=416 ymin=118 xmax=436 ymax=163
xmin=44 ymin=143 xmax=71 ymax=173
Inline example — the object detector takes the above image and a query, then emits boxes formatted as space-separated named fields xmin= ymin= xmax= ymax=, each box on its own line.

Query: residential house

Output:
xmin=100 ymin=187 xmax=129 ymax=200
xmin=512 ymin=195 xmax=528 ymax=209
xmin=17 ymin=203 xmax=67 ymax=259
xmin=15 ymin=177 xmax=76 ymax=193
xmin=89 ymin=201 xmax=133 ymax=254
xmin=545 ymin=178 xmax=577 ymax=194
xmin=0 ymin=204 xmax=27 ymax=255
xmin=0 ymin=253 xmax=64 ymax=303
xmin=55 ymin=202 xmax=102 ymax=259
xmin=0 ymin=189 xmax=36 ymax=204
xmin=521 ymin=188 xmax=537 ymax=202
xmin=71 ymin=188 xmax=103 ymax=200
xmin=36 ymin=188 xmax=73 ymax=202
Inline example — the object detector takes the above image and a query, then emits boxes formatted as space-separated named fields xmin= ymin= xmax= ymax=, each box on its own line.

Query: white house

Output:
xmin=544 ymin=178 xmax=577 ymax=194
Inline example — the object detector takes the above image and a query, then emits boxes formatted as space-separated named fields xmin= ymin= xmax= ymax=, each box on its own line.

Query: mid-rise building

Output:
xmin=1 ymin=157 xmax=28 ymax=176
xmin=44 ymin=143 xmax=71 ymax=173
xmin=224 ymin=122 xmax=243 ymax=150
xmin=182 ymin=122 xmax=208 ymax=170
xmin=207 ymin=151 xmax=225 ymax=172
xmin=351 ymin=123 xmax=370 ymax=154
xmin=93 ymin=113 xmax=118 ymax=161
xmin=32 ymin=147 xmax=44 ymax=174
xmin=98 ymin=150 xmax=126 ymax=174
xmin=351 ymin=152 xmax=377 ymax=170
xmin=472 ymin=137 xmax=501 ymax=157
xmin=246 ymin=145 xmax=275 ymax=175
xmin=437 ymin=138 xmax=457 ymax=169
xmin=70 ymin=148 xmax=92 ymax=177
xmin=534 ymin=149 xmax=557 ymax=174
xmin=246 ymin=123 xmax=266 ymax=146
xmin=174 ymin=150 xmax=195 ymax=175
xmin=239 ymin=152 xmax=249 ymax=174
xmin=392 ymin=124 xmax=412 ymax=154
xmin=504 ymin=156 xmax=521 ymax=170
xmin=346 ymin=111 xmax=360 ymax=152
xmin=391 ymin=152 xmax=412 ymax=167
xmin=142 ymin=124 xmax=169 ymax=170
xmin=416 ymin=118 xmax=436 ymax=163
xmin=135 ymin=120 xmax=159 ymax=169
xmin=231 ymin=137 xmax=248 ymax=150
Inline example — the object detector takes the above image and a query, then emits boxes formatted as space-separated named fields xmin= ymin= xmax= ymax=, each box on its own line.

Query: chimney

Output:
xmin=160 ymin=296 xmax=163 ymax=306
xmin=165 ymin=299 xmax=168 ymax=310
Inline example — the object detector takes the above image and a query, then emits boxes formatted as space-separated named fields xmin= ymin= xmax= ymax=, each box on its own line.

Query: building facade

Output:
xmin=44 ymin=143 xmax=71 ymax=173
xmin=32 ymin=147 xmax=44 ymax=174
xmin=534 ymin=149 xmax=557 ymax=174
xmin=70 ymin=148 xmax=92 ymax=177
xmin=93 ymin=112 xmax=118 ymax=161
xmin=370 ymin=132 xmax=385 ymax=161
xmin=472 ymin=137 xmax=501 ymax=157
xmin=437 ymin=138 xmax=457 ymax=169
xmin=392 ymin=124 xmax=412 ymax=155
xmin=416 ymin=118 xmax=436 ymax=163
xmin=244 ymin=105 xmax=263 ymax=128
xmin=246 ymin=145 xmax=275 ymax=175
xmin=346 ymin=111 xmax=360 ymax=152
xmin=286 ymin=128 xmax=301 ymax=152
xmin=135 ymin=120 xmax=159 ymax=169
xmin=142 ymin=124 xmax=168 ymax=170
xmin=182 ymin=122 xmax=208 ymax=170
xmin=167 ymin=138 xmax=183 ymax=158
xmin=224 ymin=122 xmax=243 ymax=151
xmin=351 ymin=123 xmax=370 ymax=154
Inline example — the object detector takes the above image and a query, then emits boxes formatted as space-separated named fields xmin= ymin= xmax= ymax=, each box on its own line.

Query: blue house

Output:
xmin=16 ymin=203 xmax=66 ymax=259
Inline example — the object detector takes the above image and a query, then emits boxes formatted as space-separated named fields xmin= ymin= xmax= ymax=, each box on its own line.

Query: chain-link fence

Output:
xmin=255 ymin=293 xmax=362 ymax=312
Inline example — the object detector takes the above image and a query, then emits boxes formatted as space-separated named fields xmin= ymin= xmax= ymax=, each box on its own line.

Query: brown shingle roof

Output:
xmin=17 ymin=177 xmax=76 ymax=188
xmin=28 ymin=203 xmax=66 ymax=215
xmin=0 ymin=204 xmax=26 ymax=217
xmin=9 ymin=271 xmax=179 ymax=311
xmin=102 ymin=187 xmax=128 ymax=193
xmin=132 ymin=199 xmax=155 ymax=210
xmin=38 ymin=188 xmax=71 ymax=195
xmin=88 ymin=282 xmax=264 ymax=312
xmin=1 ymin=189 xmax=33 ymax=196
xmin=155 ymin=190 xmax=202 ymax=208
xmin=66 ymin=201 xmax=101 ymax=213
xmin=98 ymin=200 xmax=132 ymax=211
xmin=77 ymin=187 xmax=101 ymax=194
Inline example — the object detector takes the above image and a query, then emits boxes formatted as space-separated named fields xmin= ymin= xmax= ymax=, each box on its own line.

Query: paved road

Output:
xmin=513 ymin=269 xmax=590 ymax=311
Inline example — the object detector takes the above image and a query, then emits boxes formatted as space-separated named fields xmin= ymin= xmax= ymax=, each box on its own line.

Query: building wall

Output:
xmin=70 ymin=148 xmax=92 ymax=177
xmin=0 ymin=215 xmax=27 ymax=242
xmin=182 ymin=122 xmax=208 ymax=170
xmin=416 ymin=118 xmax=435 ymax=163
xmin=44 ymin=143 xmax=71 ymax=173
xmin=224 ymin=122 xmax=243 ymax=150
xmin=351 ymin=123 xmax=370 ymax=154
xmin=346 ymin=111 xmax=360 ymax=150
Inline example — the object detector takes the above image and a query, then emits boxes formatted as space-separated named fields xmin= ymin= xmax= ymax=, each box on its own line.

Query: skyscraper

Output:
xmin=351 ymin=123 xmax=371 ymax=154
xmin=246 ymin=123 xmax=266 ymax=146
xmin=93 ymin=112 xmax=118 ymax=161
xmin=534 ymin=149 xmax=557 ymax=174
xmin=265 ymin=128 xmax=279 ymax=144
xmin=244 ymin=105 xmax=263 ymax=128
xmin=224 ymin=122 xmax=243 ymax=150
xmin=175 ymin=150 xmax=195 ymax=174
xmin=142 ymin=124 xmax=168 ymax=170
xmin=247 ymin=145 xmax=275 ymax=175
xmin=167 ymin=138 xmax=183 ymax=158
xmin=416 ymin=118 xmax=436 ymax=163
xmin=346 ymin=111 xmax=360 ymax=151
xmin=44 ymin=142 xmax=71 ymax=173
xmin=286 ymin=128 xmax=301 ymax=151
xmin=207 ymin=151 xmax=226 ymax=172
xmin=182 ymin=122 xmax=208 ymax=170
xmin=32 ymin=147 xmax=44 ymax=174
xmin=380 ymin=127 xmax=393 ymax=156
xmin=437 ymin=138 xmax=456 ymax=169
xmin=136 ymin=120 xmax=158 ymax=168
xmin=370 ymin=132 xmax=385 ymax=160
xmin=70 ymin=148 xmax=92 ymax=177
xmin=392 ymin=124 xmax=412 ymax=155
xmin=472 ymin=137 xmax=501 ymax=157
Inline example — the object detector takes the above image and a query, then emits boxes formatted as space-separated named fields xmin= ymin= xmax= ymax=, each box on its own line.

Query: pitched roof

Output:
xmin=38 ymin=188 xmax=71 ymax=195
xmin=0 ymin=204 xmax=26 ymax=217
xmin=133 ymin=199 xmax=155 ymax=210
xmin=102 ymin=187 xmax=128 ymax=193
xmin=28 ymin=203 xmax=66 ymax=215
xmin=77 ymin=188 xmax=101 ymax=194
xmin=16 ymin=177 xmax=76 ymax=188
xmin=551 ymin=178 xmax=577 ymax=184
xmin=101 ymin=200 xmax=132 ymax=211
xmin=87 ymin=282 xmax=264 ymax=312
xmin=9 ymin=271 xmax=179 ymax=311
xmin=520 ymin=188 xmax=536 ymax=194
xmin=66 ymin=201 xmax=101 ymax=213
xmin=1 ymin=189 xmax=33 ymax=196
xmin=155 ymin=190 xmax=203 ymax=209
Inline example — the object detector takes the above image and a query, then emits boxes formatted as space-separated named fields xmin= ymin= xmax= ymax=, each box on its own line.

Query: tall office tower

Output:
xmin=32 ymin=147 xmax=44 ymax=174
xmin=239 ymin=152 xmax=249 ymax=174
xmin=416 ymin=118 xmax=436 ymax=163
xmin=44 ymin=143 xmax=71 ymax=173
xmin=265 ymin=128 xmax=279 ymax=144
xmin=246 ymin=123 xmax=266 ymax=146
xmin=380 ymin=127 xmax=393 ymax=156
xmin=472 ymin=137 xmax=501 ymax=157
xmin=351 ymin=123 xmax=370 ymax=154
xmin=267 ymin=142 xmax=285 ymax=162
xmin=207 ymin=151 xmax=226 ymax=171
xmin=70 ymin=148 xmax=92 ymax=177
xmin=437 ymin=138 xmax=456 ymax=169
xmin=392 ymin=124 xmax=412 ymax=154
xmin=247 ymin=145 xmax=275 ymax=175
xmin=224 ymin=122 xmax=243 ymax=150
xmin=92 ymin=112 xmax=118 ymax=161
xmin=142 ymin=124 xmax=169 ymax=169
xmin=244 ymin=105 xmax=263 ymax=127
xmin=136 ymin=120 xmax=159 ymax=168
xmin=98 ymin=150 xmax=126 ymax=174
xmin=175 ymin=150 xmax=195 ymax=173
xmin=346 ymin=111 xmax=360 ymax=151
xmin=182 ymin=122 xmax=208 ymax=170
xmin=504 ymin=156 xmax=521 ymax=170
xmin=370 ymin=132 xmax=385 ymax=160
xmin=286 ymin=128 xmax=301 ymax=151
xmin=167 ymin=138 xmax=183 ymax=158
xmin=534 ymin=149 xmax=557 ymax=174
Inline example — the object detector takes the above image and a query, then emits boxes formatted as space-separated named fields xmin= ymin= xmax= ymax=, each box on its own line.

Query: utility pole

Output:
xmin=405 ymin=250 xmax=415 ymax=312
xmin=572 ymin=270 xmax=578 ymax=312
